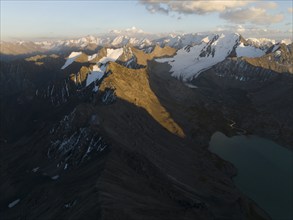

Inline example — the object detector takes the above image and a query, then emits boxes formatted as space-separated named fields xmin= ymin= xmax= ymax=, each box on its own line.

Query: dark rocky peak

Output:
xmin=199 ymin=34 xmax=220 ymax=58
xmin=184 ymin=45 xmax=192 ymax=53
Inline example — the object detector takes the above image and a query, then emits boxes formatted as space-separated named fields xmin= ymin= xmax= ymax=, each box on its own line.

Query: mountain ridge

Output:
xmin=1 ymin=31 xmax=291 ymax=59
xmin=1 ymin=31 xmax=292 ymax=220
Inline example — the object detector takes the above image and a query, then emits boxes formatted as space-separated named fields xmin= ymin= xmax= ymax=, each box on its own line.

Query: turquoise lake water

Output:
xmin=209 ymin=132 xmax=293 ymax=220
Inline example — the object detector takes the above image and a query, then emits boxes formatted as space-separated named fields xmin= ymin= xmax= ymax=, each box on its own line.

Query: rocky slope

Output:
xmin=1 ymin=40 xmax=291 ymax=219
xmin=191 ymin=43 xmax=293 ymax=148
xmin=1 ymin=64 xmax=269 ymax=220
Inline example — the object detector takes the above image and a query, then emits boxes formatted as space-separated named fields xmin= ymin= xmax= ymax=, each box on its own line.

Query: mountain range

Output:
xmin=0 ymin=30 xmax=292 ymax=220
xmin=2 ymin=28 xmax=291 ymax=58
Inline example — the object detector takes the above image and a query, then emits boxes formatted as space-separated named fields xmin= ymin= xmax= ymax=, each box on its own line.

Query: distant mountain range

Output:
xmin=1 ymin=29 xmax=291 ymax=58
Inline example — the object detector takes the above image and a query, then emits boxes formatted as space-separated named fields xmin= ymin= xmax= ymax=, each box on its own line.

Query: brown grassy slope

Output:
xmin=99 ymin=62 xmax=185 ymax=138
xmin=74 ymin=52 xmax=89 ymax=63
xmin=131 ymin=45 xmax=176 ymax=66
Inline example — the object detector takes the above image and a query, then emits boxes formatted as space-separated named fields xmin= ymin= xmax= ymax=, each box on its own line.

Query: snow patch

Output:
xmin=8 ymin=199 xmax=20 ymax=208
xmin=61 ymin=52 xmax=82 ymax=69
xmin=84 ymin=48 xmax=123 ymax=87
xmin=88 ymin=54 xmax=97 ymax=61
xmin=201 ymin=36 xmax=211 ymax=43
xmin=93 ymin=85 xmax=99 ymax=92
xmin=51 ymin=175 xmax=59 ymax=180
xmin=32 ymin=167 xmax=39 ymax=173
xmin=271 ymin=44 xmax=280 ymax=53
xmin=185 ymin=83 xmax=198 ymax=89
xmin=86 ymin=65 xmax=106 ymax=87
xmin=99 ymin=48 xmax=123 ymax=64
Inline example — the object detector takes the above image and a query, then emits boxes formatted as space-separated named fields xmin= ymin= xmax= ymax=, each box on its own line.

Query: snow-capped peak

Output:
xmin=280 ymin=39 xmax=292 ymax=45
xmin=112 ymin=35 xmax=129 ymax=46
xmin=156 ymin=32 xmax=268 ymax=81
xmin=2 ymin=31 xmax=290 ymax=59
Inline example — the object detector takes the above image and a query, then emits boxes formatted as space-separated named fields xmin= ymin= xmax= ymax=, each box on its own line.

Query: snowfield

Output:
xmin=236 ymin=43 xmax=265 ymax=58
xmin=156 ymin=33 xmax=240 ymax=81
xmin=156 ymin=33 xmax=268 ymax=81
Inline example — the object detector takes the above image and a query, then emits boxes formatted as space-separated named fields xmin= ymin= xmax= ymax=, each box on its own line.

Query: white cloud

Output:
xmin=140 ymin=0 xmax=169 ymax=14
xmin=108 ymin=26 xmax=151 ymax=38
xmin=220 ymin=7 xmax=284 ymax=25
xmin=256 ymin=1 xmax=278 ymax=9
xmin=140 ymin=0 xmax=252 ymax=15
xmin=215 ymin=24 xmax=292 ymax=41
xmin=140 ymin=1 xmax=285 ymax=27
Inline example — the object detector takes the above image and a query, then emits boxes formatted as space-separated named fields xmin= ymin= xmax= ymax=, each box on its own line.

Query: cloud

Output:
xmin=255 ymin=1 xmax=278 ymax=9
xmin=108 ymin=26 xmax=148 ymax=37
xmin=140 ymin=0 xmax=252 ymax=15
xmin=220 ymin=7 xmax=284 ymax=24
xmin=140 ymin=1 xmax=284 ymax=26
xmin=217 ymin=24 xmax=268 ymax=34
xmin=215 ymin=24 xmax=292 ymax=41
xmin=288 ymin=8 xmax=293 ymax=13
xmin=140 ymin=0 xmax=169 ymax=14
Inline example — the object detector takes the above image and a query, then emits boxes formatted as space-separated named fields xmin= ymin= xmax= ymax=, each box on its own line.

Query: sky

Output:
xmin=1 ymin=0 xmax=292 ymax=41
